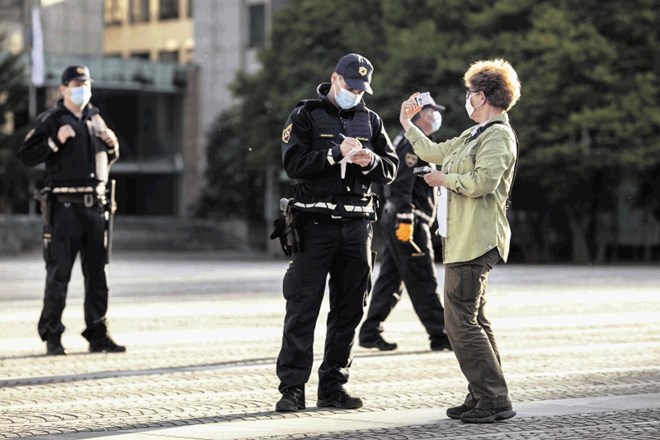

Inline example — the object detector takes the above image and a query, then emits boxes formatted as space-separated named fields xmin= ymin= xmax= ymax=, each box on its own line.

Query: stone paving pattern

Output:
xmin=1 ymin=251 xmax=659 ymax=439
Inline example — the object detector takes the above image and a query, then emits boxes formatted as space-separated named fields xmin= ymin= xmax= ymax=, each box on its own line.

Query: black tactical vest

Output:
xmin=292 ymin=102 xmax=377 ymax=218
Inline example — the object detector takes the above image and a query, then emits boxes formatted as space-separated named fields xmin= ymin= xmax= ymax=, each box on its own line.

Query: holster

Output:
xmin=269 ymin=198 xmax=302 ymax=256
xmin=104 ymin=179 xmax=117 ymax=264
xmin=33 ymin=188 xmax=53 ymax=240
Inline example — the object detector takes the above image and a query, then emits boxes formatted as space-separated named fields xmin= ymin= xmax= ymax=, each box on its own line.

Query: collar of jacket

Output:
xmin=56 ymin=99 xmax=99 ymax=119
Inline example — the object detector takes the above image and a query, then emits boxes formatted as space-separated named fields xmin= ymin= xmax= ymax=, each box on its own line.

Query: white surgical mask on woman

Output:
xmin=465 ymin=90 xmax=483 ymax=118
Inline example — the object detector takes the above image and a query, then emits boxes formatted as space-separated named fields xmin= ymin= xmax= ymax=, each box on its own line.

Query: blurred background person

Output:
xmin=19 ymin=65 xmax=125 ymax=356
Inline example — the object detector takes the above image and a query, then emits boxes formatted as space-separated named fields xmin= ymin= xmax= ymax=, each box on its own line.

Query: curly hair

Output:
xmin=464 ymin=59 xmax=521 ymax=111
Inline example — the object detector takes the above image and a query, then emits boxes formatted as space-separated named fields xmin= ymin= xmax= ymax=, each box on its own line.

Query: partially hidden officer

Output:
xmin=275 ymin=53 xmax=398 ymax=412
xmin=19 ymin=65 xmax=125 ymax=356
xmin=359 ymin=95 xmax=452 ymax=352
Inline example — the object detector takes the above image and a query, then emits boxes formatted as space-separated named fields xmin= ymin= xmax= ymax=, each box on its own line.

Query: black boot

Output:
xmin=89 ymin=335 xmax=126 ymax=353
xmin=430 ymin=334 xmax=452 ymax=351
xmin=83 ymin=322 xmax=126 ymax=353
xmin=276 ymin=387 xmax=305 ymax=412
xmin=359 ymin=336 xmax=397 ymax=351
xmin=317 ymin=388 xmax=363 ymax=409
xmin=46 ymin=336 xmax=66 ymax=356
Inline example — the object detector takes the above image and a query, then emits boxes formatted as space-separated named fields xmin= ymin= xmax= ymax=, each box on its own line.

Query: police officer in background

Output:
xmin=19 ymin=65 xmax=125 ymax=356
xmin=359 ymin=97 xmax=452 ymax=352
xmin=275 ymin=53 xmax=398 ymax=412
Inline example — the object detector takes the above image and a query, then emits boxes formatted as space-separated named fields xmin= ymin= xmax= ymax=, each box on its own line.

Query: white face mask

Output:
xmin=334 ymin=80 xmax=362 ymax=110
xmin=465 ymin=98 xmax=475 ymax=117
xmin=465 ymin=91 xmax=484 ymax=118
xmin=430 ymin=111 xmax=442 ymax=133
xmin=70 ymin=86 xmax=92 ymax=108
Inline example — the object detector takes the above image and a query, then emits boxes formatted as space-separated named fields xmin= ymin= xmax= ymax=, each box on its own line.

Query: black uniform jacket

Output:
xmin=19 ymin=100 xmax=118 ymax=188
xmin=385 ymin=131 xmax=436 ymax=225
xmin=281 ymin=83 xmax=398 ymax=219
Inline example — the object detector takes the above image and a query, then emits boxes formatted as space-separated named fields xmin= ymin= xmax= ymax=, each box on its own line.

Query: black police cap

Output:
xmin=334 ymin=53 xmax=374 ymax=94
xmin=61 ymin=65 xmax=92 ymax=85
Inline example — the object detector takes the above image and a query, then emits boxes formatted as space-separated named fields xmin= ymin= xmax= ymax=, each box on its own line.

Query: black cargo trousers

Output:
xmin=38 ymin=198 xmax=109 ymax=342
xmin=360 ymin=212 xmax=445 ymax=343
xmin=276 ymin=214 xmax=373 ymax=397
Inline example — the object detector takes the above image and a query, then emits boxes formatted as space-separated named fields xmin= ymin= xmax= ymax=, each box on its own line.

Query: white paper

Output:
xmin=339 ymin=148 xmax=360 ymax=179
xmin=437 ymin=187 xmax=447 ymax=237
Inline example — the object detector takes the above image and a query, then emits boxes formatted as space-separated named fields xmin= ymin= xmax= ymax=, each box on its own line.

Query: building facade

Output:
xmin=0 ymin=0 xmax=200 ymax=217
xmin=2 ymin=0 xmax=287 ymax=220
xmin=193 ymin=0 xmax=287 ymax=201
xmin=103 ymin=0 xmax=194 ymax=63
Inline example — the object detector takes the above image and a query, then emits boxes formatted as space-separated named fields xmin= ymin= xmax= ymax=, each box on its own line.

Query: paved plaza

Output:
xmin=1 ymin=251 xmax=659 ymax=439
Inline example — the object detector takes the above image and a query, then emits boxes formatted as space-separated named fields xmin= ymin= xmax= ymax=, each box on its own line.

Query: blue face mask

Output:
xmin=334 ymin=81 xmax=362 ymax=110
xmin=70 ymin=86 xmax=92 ymax=108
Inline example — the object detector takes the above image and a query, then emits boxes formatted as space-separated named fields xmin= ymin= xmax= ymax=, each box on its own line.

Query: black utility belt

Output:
xmin=55 ymin=193 xmax=104 ymax=207
xmin=298 ymin=213 xmax=367 ymax=224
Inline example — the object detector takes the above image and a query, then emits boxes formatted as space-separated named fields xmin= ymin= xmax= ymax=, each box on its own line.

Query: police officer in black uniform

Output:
xmin=275 ymin=53 xmax=398 ymax=412
xmin=359 ymin=97 xmax=452 ymax=352
xmin=19 ymin=65 xmax=125 ymax=356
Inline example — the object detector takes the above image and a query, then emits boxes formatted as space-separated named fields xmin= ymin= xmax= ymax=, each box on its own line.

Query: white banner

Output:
xmin=31 ymin=6 xmax=44 ymax=87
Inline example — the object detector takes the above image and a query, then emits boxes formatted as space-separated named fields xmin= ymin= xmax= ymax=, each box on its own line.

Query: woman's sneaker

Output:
xmin=460 ymin=405 xmax=516 ymax=423
xmin=446 ymin=403 xmax=473 ymax=419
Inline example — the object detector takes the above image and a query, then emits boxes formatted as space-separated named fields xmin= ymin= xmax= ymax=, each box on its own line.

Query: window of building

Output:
xmin=183 ymin=48 xmax=193 ymax=64
xmin=248 ymin=3 xmax=265 ymax=48
xmin=159 ymin=50 xmax=179 ymax=63
xmin=130 ymin=51 xmax=151 ymax=60
xmin=103 ymin=0 xmax=124 ymax=26
xmin=187 ymin=0 xmax=193 ymax=18
xmin=159 ymin=0 xmax=179 ymax=20
xmin=130 ymin=0 xmax=149 ymax=23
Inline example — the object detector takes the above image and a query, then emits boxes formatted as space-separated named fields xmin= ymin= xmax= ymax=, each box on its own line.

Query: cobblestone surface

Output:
xmin=1 ymin=251 xmax=659 ymax=439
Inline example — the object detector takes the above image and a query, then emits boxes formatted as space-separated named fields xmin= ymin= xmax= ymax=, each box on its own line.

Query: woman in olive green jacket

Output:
xmin=399 ymin=59 xmax=521 ymax=424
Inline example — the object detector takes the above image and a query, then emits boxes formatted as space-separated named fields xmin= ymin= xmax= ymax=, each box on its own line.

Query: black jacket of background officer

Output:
xmin=282 ymin=83 xmax=398 ymax=218
xmin=386 ymin=130 xmax=436 ymax=225
xmin=20 ymin=100 xmax=119 ymax=186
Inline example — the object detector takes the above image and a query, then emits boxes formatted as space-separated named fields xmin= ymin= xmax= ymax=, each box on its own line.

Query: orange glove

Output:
xmin=395 ymin=222 xmax=413 ymax=242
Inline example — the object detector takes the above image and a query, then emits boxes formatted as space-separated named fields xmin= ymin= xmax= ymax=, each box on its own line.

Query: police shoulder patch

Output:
xmin=282 ymin=123 xmax=292 ymax=143
xmin=405 ymin=152 xmax=419 ymax=167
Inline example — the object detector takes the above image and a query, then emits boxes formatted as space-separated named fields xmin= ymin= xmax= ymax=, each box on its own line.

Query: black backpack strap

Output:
xmin=469 ymin=120 xmax=519 ymax=209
